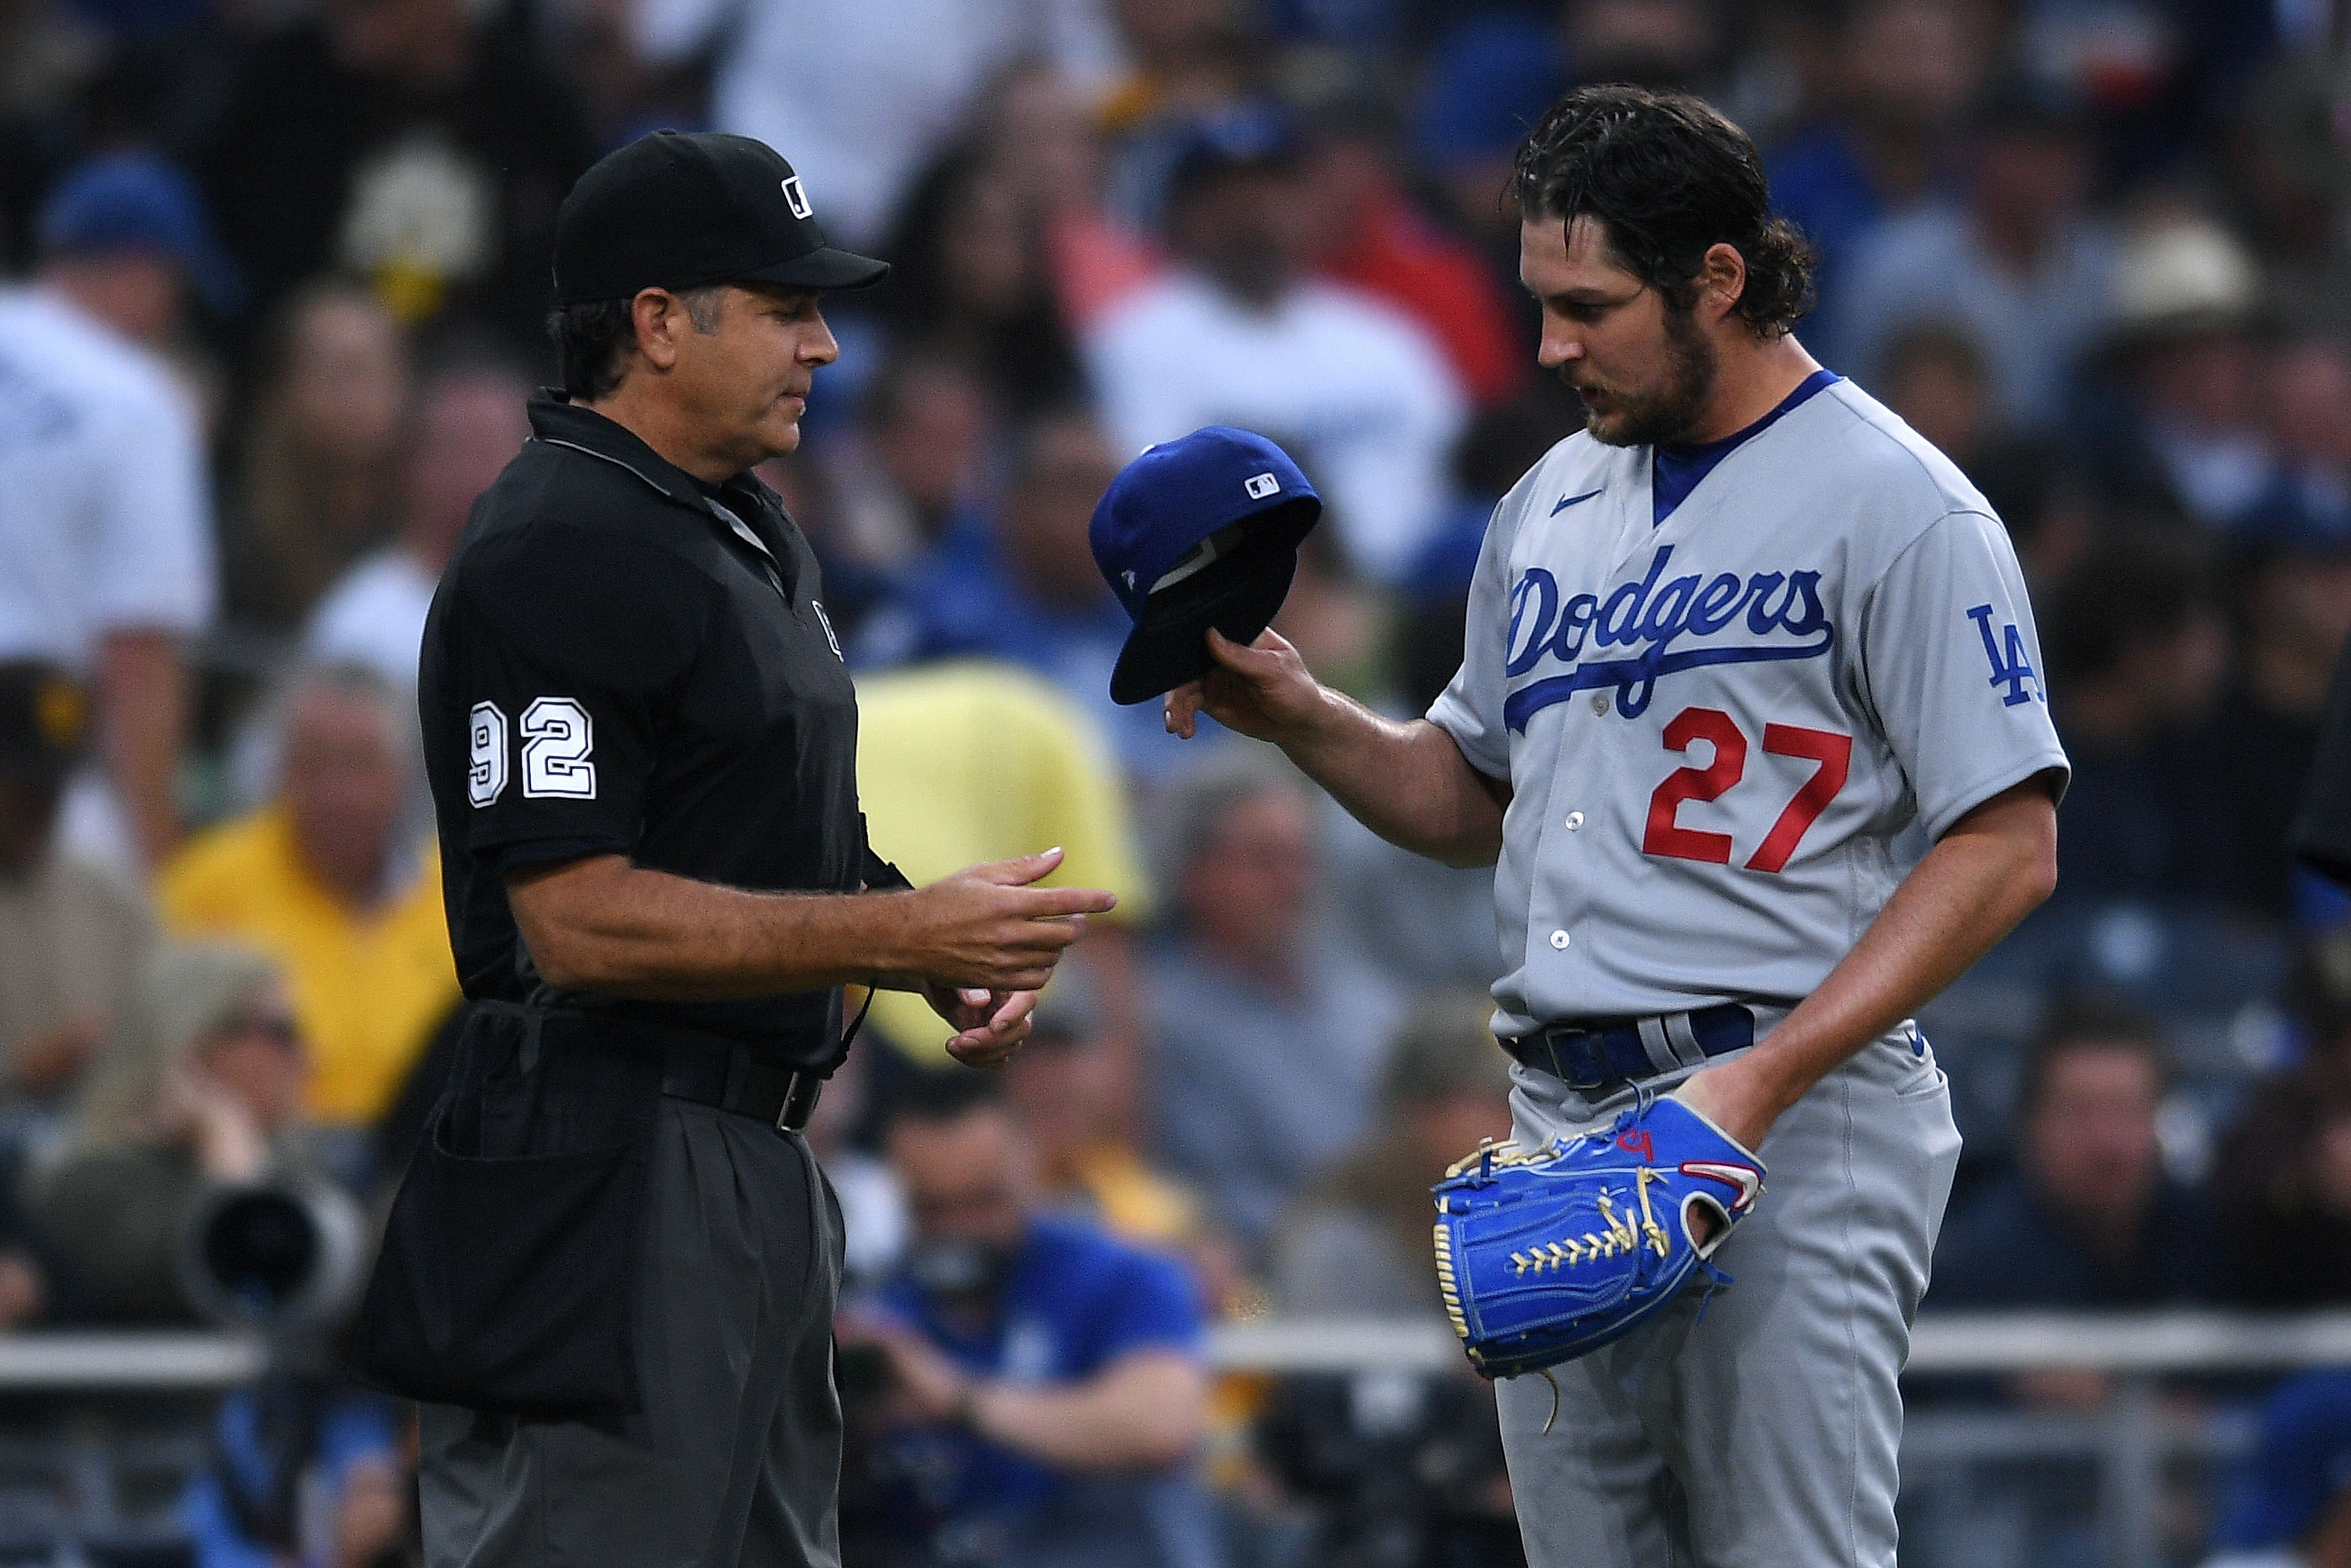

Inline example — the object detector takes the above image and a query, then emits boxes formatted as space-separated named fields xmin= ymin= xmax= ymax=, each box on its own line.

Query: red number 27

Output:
xmin=1641 ymin=707 xmax=1851 ymax=873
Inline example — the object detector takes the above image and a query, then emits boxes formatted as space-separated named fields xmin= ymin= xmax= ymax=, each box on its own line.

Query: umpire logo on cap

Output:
xmin=781 ymin=176 xmax=812 ymax=219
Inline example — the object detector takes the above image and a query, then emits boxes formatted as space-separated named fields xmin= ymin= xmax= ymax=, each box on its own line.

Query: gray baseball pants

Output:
xmin=1496 ymin=1024 xmax=1962 ymax=1568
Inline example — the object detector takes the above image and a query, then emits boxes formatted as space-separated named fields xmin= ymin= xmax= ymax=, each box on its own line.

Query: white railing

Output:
xmin=0 ymin=1315 xmax=2342 ymax=1568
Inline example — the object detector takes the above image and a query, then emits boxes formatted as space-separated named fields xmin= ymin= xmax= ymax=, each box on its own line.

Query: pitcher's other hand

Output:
xmin=1165 ymin=629 xmax=1321 ymax=743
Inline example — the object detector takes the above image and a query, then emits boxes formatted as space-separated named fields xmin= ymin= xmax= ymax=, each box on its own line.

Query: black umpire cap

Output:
xmin=552 ymin=131 xmax=889 ymax=305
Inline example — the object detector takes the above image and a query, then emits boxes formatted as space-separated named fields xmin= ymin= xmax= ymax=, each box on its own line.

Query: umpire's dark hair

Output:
xmin=546 ymin=287 xmax=726 ymax=401
xmin=2016 ymin=993 xmax=2170 ymax=1120
xmin=1512 ymin=84 xmax=1816 ymax=337
xmin=548 ymin=298 xmax=637 ymax=401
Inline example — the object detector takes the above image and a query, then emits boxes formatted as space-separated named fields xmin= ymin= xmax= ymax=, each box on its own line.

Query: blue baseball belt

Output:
xmin=1501 ymin=1002 xmax=1756 ymax=1092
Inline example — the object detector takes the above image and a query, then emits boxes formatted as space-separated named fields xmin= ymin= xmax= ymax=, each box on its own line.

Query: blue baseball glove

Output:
xmin=1432 ymin=1095 xmax=1765 ymax=1381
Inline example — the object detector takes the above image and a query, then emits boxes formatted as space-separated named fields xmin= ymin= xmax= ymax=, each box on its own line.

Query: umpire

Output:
xmin=355 ymin=130 xmax=1116 ymax=1568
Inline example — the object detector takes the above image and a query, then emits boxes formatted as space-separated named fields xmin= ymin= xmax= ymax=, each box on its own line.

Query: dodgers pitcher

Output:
xmin=1165 ymin=85 xmax=2069 ymax=1566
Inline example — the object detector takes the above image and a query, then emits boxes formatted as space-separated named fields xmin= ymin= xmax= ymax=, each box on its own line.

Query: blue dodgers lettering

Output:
xmin=1503 ymin=546 xmax=1835 ymax=729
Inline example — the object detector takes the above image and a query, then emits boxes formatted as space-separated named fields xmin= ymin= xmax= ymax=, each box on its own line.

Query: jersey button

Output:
xmin=1549 ymin=929 xmax=1570 ymax=950
xmin=1591 ymin=693 xmax=1611 ymax=715
xmin=1565 ymin=812 xmax=1585 ymax=831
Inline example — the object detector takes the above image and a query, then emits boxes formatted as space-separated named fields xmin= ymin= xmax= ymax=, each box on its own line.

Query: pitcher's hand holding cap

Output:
xmin=1091 ymin=426 xmax=1321 ymax=705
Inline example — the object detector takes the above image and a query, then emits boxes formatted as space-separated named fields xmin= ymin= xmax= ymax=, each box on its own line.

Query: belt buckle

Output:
xmin=1541 ymin=1026 xmax=1609 ymax=1092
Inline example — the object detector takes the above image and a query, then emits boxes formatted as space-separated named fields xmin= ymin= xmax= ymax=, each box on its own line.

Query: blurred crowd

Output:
xmin=8 ymin=0 xmax=2351 ymax=1562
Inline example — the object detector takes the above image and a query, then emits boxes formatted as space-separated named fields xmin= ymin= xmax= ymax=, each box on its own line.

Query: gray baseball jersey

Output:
xmin=1429 ymin=373 xmax=2069 ymax=1038
xmin=1428 ymin=371 xmax=2065 ymax=1568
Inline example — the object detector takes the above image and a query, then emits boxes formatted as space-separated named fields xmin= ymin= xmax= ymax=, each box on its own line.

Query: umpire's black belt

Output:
xmin=659 ymin=1033 xmax=823 ymax=1132
xmin=1502 ymin=1003 xmax=1754 ymax=1092
xmin=475 ymin=1001 xmax=825 ymax=1132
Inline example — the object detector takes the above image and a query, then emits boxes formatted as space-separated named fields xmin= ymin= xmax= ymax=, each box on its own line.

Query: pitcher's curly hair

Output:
xmin=1512 ymin=84 xmax=1816 ymax=339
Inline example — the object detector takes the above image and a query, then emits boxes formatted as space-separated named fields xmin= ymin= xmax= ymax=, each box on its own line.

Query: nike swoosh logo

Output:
xmin=1680 ymin=1160 xmax=1762 ymax=1212
xmin=1550 ymin=487 xmax=1605 ymax=515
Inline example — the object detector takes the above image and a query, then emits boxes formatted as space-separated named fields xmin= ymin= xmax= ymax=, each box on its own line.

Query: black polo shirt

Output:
xmin=418 ymin=390 xmax=864 ymax=1065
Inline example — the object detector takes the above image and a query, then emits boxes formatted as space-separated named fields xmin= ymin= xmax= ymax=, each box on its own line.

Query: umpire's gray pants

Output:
xmin=418 ymin=1097 xmax=845 ymax=1568
xmin=1496 ymin=1026 xmax=1962 ymax=1568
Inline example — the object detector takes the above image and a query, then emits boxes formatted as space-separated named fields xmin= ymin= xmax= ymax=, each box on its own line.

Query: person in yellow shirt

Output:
xmin=159 ymin=665 xmax=456 ymax=1128
xmin=854 ymin=659 xmax=1151 ymax=1071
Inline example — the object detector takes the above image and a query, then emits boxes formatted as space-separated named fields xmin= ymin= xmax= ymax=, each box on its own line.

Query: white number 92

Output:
xmin=466 ymin=696 xmax=597 ymax=805
xmin=520 ymin=697 xmax=597 ymax=798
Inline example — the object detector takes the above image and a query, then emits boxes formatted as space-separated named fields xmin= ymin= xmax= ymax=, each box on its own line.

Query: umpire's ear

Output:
xmin=627 ymin=287 xmax=698 ymax=373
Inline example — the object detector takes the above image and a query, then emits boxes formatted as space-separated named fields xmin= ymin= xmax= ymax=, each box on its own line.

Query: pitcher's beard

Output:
xmin=1570 ymin=307 xmax=1719 ymax=449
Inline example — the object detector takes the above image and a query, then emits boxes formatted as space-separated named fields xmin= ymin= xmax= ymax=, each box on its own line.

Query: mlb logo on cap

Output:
xmin=1090 ymin=427 xmax=1321 ymax=705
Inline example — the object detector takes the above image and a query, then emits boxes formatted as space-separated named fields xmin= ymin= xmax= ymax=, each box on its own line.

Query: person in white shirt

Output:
xmin=306 ymin=359 xmax=533 ymax=689
xmin=1085 ymin=105 xmax=1466 ymax=587
xmin=625 ymin=0 xmax=1119 ymax=249
xmin=0 ymin=154 xmax=226 ymax=877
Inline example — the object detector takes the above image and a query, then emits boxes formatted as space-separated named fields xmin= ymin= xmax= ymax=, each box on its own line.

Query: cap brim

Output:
xmin=1110 ymin=520 xmax=1311 ymax=705
xmin=740 ymin=246 xmax=891 ymax=291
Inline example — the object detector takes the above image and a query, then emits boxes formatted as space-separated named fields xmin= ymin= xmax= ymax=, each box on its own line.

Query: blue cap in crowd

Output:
xmin=36 ymin=151 xmax=246 ymax=314
xmin=1091 ymin=426 xmax=1322 ymax=706
xmin=1165 ymin=103 xmax=1306 ymax=203
xmin=2214 ymin=1371 xmax=2351 ymax=1551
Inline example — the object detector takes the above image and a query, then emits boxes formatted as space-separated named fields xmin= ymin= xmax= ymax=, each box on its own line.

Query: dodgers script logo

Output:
xmin=1504 ymin=545 xmax=1834 ymax=730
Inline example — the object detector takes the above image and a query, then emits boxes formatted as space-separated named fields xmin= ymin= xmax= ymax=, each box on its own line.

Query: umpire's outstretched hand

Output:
xmin=1165 ymin=628 xmax=1324 ymax=743
xmin=906 ymin=847 xmax=1113 ymax=996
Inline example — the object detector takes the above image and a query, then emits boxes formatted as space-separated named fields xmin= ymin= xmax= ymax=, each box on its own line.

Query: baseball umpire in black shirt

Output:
xmin=354 ymin=130 xmax=1117 ymax=1568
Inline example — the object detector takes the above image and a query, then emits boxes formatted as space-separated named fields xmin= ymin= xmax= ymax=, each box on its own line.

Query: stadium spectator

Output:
xmin=2247 ymin=334 xmax=2351 ymax=549
xmin=828 ymin=348 xmax=992 ymax=573
xmin=1143 ymin=752 xmax=1403 ymax=1251
xmin=156 ymin=666 xmax=456 ymax=1139
xmin=2077 ymin=218 xmax=2274 ymax=531
xmin=1085 ymin=103 xmax=1466 ymax=586
xmin=1268 ymin=990 xmax=1511 ymax=1318
xmin=851 ymin=658 xmax=1152 ymax=1075
xmin=2208 ymin=525 xmax=2351 ymax=918
xmin=1833 ymin=73 xmax=2116 ymax=424
xmin=29 ymin=150 xmax=240 ymax=355
xmin=1002 ymin=969 xmax=1203 ymax=1253
xmin=1765 ymin=0 xmax=1978 ymax=355
xmin=1931 ymin=997 xmax=2218 ymax=1402
xmin=2199 ymin=1371 xmax=2351 ymax=1568
xmin=305 ymin=357 xmax=533 ymax=690
xmin=1935 ymin=995 xmax=2217 ymax=1308
xmin=1870 ymin=321 xmax=2096 ymax=587
xmin=629 ymin=0 xmax=1118 ymax=250
xmin=2041 ymin=538 xmax=2235 ymax=906
xmin=24 ymin=941 xmax=329 ymax=1325
xmin=0 ymin=171 xmax=218 ymax=876
xmin=977 ymin=61 xmax=1161 ymax=334
xmin=218 ymin=282 xmax=413 ymax=639
xmin=841 ymin=1067 xmax=1220 ymax=1568
xmin=186 ymin=0 xmax=596 ymax=345
xmin=855 ymin=408 xmax=1197 ymax=776
xmin=1302 ymin=92 xmax=1525 ymax=408
xmin=873 ymin=145 xmax=1089 ymax=418
xmin=2211 ymin=937 xmax=2351 ymax=1306
xmin=0 ymin=662 xmax=153 ymax=1125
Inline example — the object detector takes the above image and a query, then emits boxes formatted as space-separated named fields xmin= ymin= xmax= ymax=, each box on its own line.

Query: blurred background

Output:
xmin=4 ymin=0 xmax=2351 ymax=1564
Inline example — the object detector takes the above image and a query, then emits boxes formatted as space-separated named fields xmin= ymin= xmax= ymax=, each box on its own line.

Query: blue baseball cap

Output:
xmin=35 ymin=152 xmax=245 ymax=314
xmin=2215 ymin=1371 xmax=2351 ymax=1550
xmin=1091 ymin=426 xmax=1321 ymax=706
